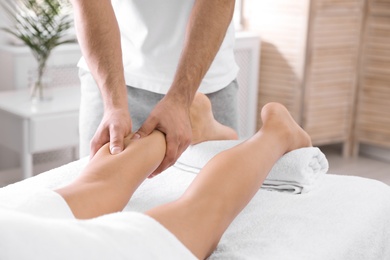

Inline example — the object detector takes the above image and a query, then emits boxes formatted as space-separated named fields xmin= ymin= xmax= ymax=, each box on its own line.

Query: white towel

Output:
xmin=0 ymin=208 xmax=196 ymax=260
xmin=12 ymin=189 xmax=74 ymax=219
xmin=174 ymin=140 xmax=329 ymax=194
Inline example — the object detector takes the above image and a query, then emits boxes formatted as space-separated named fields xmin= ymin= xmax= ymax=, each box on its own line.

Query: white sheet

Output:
xmin=0 ymin=207 xmax=196 ymax=260
xmin=0 ymin=156 xmax=390 ymax=259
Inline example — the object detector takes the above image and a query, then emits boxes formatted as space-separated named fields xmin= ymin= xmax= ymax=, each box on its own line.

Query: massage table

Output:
xmin=0 ymin=141 xmax=389 ymax=259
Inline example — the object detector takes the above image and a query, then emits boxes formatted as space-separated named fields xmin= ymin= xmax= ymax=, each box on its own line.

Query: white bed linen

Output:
xmin=0 ymin=157 xmax=390 ymax=259
xmin=0 ymin=208 xmax=196 ymax=260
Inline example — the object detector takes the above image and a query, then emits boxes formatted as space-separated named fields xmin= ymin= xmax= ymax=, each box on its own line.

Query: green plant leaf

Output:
xmin=0 ymin=0 xmax=74 ymax=68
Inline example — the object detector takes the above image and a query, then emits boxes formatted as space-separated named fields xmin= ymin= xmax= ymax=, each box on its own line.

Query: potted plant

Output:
xmin=0 ymin=0 xmax=74 ymax=101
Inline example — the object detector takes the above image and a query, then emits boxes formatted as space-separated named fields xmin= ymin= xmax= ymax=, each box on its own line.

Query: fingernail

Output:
xmin=110 ymin=147 xmax=122 ymax=155
xmin=132 ymin=133 xmax=141 ymax=140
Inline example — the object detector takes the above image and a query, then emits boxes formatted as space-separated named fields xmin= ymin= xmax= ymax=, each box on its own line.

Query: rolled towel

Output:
xmin=174 ymin=140 xmax=329 ymax=194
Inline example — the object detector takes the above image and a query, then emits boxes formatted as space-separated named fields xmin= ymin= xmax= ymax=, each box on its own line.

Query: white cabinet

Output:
xmin=0 ymin=87 xmax=80 ymax=178
xmin=30 ymin=113 xmax=79 ymax=152
xmin=0 ymin=44 xmax=82 ymax=175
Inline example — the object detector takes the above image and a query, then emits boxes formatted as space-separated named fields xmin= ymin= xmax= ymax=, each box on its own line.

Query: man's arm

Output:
xmin=170 ymin=0 xmax=236 ymax=104
xmin=71 ymin=0 xmax=131 ymax=158
xmin=137 ymin=0 xmax=236 ymax=175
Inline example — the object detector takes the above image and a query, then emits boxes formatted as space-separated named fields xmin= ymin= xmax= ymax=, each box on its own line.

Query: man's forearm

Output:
xmin=71 ymin=0 xmax=128 ymax=110
xmin=167 ymin=0 xmax=235 ymax=106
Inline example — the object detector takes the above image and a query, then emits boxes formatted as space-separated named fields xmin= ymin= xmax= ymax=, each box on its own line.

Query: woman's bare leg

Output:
xmin=55 ymin=131 xmax=166 ymax=219
xmin=55 ymin=92 xmax=237 ymax=219
xmin=190 ymin=92 xmax=238 ymax=144
xmin=146 ymin=102 xmax=312 ymax=259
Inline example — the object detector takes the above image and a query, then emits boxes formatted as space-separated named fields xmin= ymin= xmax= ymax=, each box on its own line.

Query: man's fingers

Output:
xmin=90 ymin=145 xmax=99 ymax=159
xmin=90 ymin=132 xmax=109 ymax=159
xmin=152 ymin=153 xmax=176 ymax=175
xmin=109 ymin=125 xmax=124 ymax=155
xmin=135 ymin=116 xmax=158 ymax=139
xmin=88 ymin=109 xmax=132 ymax=158
xmin=151 ymin=135 xmax=179 ymax=175
xmin=110 ymin=147 xmax=122 ymax=154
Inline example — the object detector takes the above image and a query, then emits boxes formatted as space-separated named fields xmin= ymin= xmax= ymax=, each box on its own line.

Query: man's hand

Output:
xmin=136 ymin=96 xmax=192 ymax=176
xmin=70 ymin=0 xmax=130 ymax=158
xmin=90 ymin=108 xmax=132 ymax=159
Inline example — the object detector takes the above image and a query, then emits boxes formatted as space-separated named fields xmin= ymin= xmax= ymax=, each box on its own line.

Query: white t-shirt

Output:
xmin=77 ymin=0 xmax=239 ymax=94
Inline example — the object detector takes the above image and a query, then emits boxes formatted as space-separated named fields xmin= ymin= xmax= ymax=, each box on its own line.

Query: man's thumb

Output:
xmin=110 ymin=133 xmax=124 ymax=155
xmin=110 ymin=146 xmax=122 ymax=155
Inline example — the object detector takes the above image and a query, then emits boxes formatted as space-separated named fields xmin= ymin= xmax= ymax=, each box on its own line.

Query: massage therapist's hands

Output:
xmin=90 ymin=108 xmax=132 ymax=159
xmin=70 ymin=0 xmax=132 ymax=158
xmin=134 ymin=0 xmax=235 ymax=176
xmin=136 ymin=95 xmax=192 ymax=176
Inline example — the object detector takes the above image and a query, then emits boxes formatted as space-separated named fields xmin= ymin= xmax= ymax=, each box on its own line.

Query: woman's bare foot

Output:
xmin=259 ymin=102 xmax=312 ymax=153
xmin=190 ymin=92 xmax=238 ymax=144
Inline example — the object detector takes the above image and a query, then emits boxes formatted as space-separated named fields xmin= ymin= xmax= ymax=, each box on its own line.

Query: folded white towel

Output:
xmin=174 ymin=140 xmax=329 ymax=194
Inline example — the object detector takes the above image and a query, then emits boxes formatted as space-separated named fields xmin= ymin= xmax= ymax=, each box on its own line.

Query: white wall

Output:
xmin=0 ymin=14 xmax=7 ymax=44
xmin=0 ymin=7 xmax=13 ymax=45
